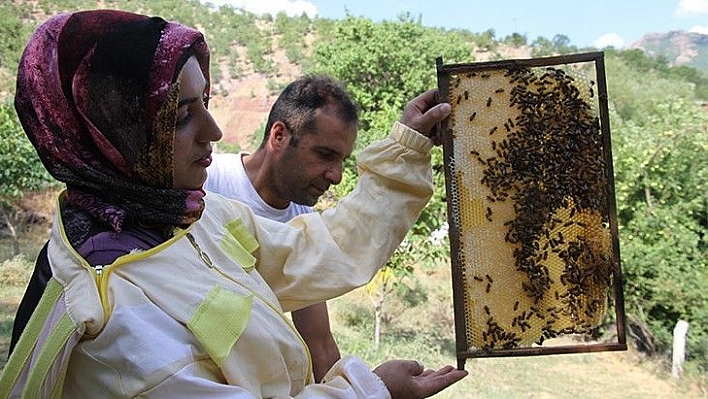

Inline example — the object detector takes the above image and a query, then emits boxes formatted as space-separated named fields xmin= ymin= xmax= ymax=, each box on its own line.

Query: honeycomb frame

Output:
xmin=436 ymin=52 xmax=626 ymax=369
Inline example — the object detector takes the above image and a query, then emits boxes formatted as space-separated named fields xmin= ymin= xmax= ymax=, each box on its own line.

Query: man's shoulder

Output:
xmin=205 ymin=152 xmax=250 ymax=192
xmin=211 ymin=152 xmax=244 ymax=168
xmin=291 ymin=204 xmax=315 ymax=216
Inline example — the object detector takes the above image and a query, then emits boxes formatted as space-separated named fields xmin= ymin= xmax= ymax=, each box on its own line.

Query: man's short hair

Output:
xmin=262 ymin=75 xmax=359 ymax=147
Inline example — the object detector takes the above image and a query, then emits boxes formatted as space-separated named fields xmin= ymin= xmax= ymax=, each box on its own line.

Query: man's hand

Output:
xmin=399 ymin=89 xmax=451 ymax=145
xmin=373 ymin=359 xmax=468 ymax=398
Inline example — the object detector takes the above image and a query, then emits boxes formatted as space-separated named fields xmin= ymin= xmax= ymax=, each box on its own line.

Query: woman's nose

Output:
xmin=203 ymin=110 xmax=223 ymax=142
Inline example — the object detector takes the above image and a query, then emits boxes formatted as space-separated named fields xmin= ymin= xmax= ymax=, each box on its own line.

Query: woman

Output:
xmin=2 ymin=9 xmax=466 ymax=398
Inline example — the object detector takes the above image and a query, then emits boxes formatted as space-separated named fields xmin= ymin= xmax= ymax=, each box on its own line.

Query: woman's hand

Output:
xmin=373 ymin=359 xmax=468 ymax=398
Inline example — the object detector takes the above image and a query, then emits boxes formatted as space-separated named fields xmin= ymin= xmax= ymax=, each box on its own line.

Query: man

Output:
xmin=204 ymin=75 xmax=358 ymax=381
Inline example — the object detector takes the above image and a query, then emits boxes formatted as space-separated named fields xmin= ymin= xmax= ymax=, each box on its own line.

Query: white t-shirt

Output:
xmin=204 ymin=152 xmax=313 ymax=222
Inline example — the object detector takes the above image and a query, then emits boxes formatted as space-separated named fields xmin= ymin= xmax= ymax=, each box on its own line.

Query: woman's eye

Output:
xmin=176 ymin=111 xmax=191 ymax=127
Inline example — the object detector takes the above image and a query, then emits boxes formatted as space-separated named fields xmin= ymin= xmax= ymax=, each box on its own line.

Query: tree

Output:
xmin=476 ymin=28 xmax=496 ymax=52
xmin=551 ymin=34 xmax=577 ymax=54
xmin=0 ymin=3 xmax=33 ymax=92
xmin=609 ymin=76 xmax=708 ymax=371
xmin=0 ymin=100 xmax=55 ymax=255
xmin=308 ymin=14 xmax=471 ymax=340
xmin=531 ymin=36 xmax=554 ymax=57
xmin=503 ymin=32 xmax=527 ymax=48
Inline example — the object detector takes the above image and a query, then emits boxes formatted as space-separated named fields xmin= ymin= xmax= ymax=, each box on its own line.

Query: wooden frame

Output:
xmin=436 ymin=52 xmax=626 ymax=369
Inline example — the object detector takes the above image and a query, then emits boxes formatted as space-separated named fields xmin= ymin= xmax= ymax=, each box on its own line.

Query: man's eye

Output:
xmin=318 ymin=152 xmax=336 ymax=161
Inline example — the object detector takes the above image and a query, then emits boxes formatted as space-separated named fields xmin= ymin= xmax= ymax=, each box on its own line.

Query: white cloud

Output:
xmin=675 ymin=0 xmax=708 ymax=18
xmin=593 ymin=33 xmax=625 ymax=49
xmin=200 ymin=0 xmax=318 ymax=17
xmin=689 ymin=25 xmax=708 ymax=34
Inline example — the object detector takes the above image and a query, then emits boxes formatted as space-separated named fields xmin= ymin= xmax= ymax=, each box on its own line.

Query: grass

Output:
xmin=0 ymin=254 xmax=34 ymax=370
xmin=327 ymin=263 xmax=707 ymax=398
xmin=0 ymin=208 xmax=706 ymax=397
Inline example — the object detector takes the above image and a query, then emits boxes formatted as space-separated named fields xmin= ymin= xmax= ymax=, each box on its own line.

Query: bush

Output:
xmin=0 ymin=254 xmax=32 ymax=287
xmin=0 ymin=100 xmax=54 ymax=200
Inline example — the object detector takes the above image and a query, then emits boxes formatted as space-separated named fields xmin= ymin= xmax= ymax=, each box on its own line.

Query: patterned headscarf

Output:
xmin=15 ymin=10 xmax=211 ymax=238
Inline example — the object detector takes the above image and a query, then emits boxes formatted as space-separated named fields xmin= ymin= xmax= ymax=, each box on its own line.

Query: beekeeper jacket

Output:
xmin=1 ymin=123 xmax=434 ymax=398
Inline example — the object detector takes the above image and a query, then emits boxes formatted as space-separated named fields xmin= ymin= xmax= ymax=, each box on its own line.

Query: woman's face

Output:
xmin=172 ymin=56 xmax=222 ymax=190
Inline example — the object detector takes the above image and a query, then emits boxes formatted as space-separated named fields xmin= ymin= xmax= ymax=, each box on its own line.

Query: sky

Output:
xmin=201 ymin=0 xmax=708 ymax=48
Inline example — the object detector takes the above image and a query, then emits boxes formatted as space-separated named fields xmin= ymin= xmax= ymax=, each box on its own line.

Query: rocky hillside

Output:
xmin=210 ymin=30 xmax=708 ymax=150
xmin=207 ymin=44 xmax=533 ymax=150
xmin=632 ymin=30 xmax=708 ymax=72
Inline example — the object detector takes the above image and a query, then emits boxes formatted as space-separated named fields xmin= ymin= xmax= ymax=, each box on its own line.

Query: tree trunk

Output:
xmin=0 ymin=205 xmax=20 ymax=256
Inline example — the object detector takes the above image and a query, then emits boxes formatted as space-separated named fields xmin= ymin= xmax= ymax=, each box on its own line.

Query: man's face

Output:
xmin=274 ymin=107 xmax=357 ymax=206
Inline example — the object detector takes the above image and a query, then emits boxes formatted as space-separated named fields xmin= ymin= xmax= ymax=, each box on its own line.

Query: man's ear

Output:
xmin=268 ymin=121 xmax=290 ymax=152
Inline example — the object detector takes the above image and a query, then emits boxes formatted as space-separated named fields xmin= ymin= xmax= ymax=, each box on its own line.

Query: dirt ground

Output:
xmin=208 ymin=47 xmax=304 ymax=150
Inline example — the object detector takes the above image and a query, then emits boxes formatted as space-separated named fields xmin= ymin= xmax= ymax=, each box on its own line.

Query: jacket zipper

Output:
xmin=186 ymin=232 xmax=214 ymax=267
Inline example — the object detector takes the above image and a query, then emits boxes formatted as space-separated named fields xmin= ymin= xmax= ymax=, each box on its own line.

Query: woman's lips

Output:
xmin=196 ymin=153 xmax=212 ymax=168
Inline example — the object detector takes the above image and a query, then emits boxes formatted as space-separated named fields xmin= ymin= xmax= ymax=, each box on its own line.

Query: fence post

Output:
xmin=672 ymin=320 xmax=689 ymax=380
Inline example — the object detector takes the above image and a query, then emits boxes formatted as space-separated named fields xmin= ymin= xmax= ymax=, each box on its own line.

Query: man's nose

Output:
xmin=325 ymin=162 xmax=343 ymax=185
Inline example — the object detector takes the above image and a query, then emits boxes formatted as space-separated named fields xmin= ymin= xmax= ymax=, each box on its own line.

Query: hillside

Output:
xmin=206 ymin=45 xmax=533 ymax=149
xmin=193 ymin=29 xmax=708 ymax=150
xmin=632 ymin=30 xmax=708 ymax=73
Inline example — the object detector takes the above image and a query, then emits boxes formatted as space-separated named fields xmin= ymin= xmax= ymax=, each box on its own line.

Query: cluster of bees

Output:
xmin=446 ymin=64 xmax=615 ymax=351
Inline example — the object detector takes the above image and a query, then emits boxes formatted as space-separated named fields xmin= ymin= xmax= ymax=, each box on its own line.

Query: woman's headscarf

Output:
xmin=15 ymin=10 xmax=211 ymax=240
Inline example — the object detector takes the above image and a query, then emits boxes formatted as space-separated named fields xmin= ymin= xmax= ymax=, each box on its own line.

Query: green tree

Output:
xmin=309 ymin=13 xmax=470 ymax=131
xmin=607 ymin=51 xmax=708 ymax=372
xmin=0 ymin=3 xmax=33 ymax=93
xmin=606 ymin=52 xmax=695 ymax=123
xmin=531 ymin=36 xmax=554 ymax=57
xmin=551 ymin=34 xmax=577 ymax=54
xmin=476 ymin=28 xmax=497 ymax=52
xmin=0 ymin=100 xmax=55 ymax=254
xmin=611 ymin=92 xmax=708 ymax=371
xmin=274 ymin=11 xmax=311 ymax=65
xmin=308 ymin=14 xmax=471 ymax=340
xmin=503 ymin=32 xmax=527 ymax=48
